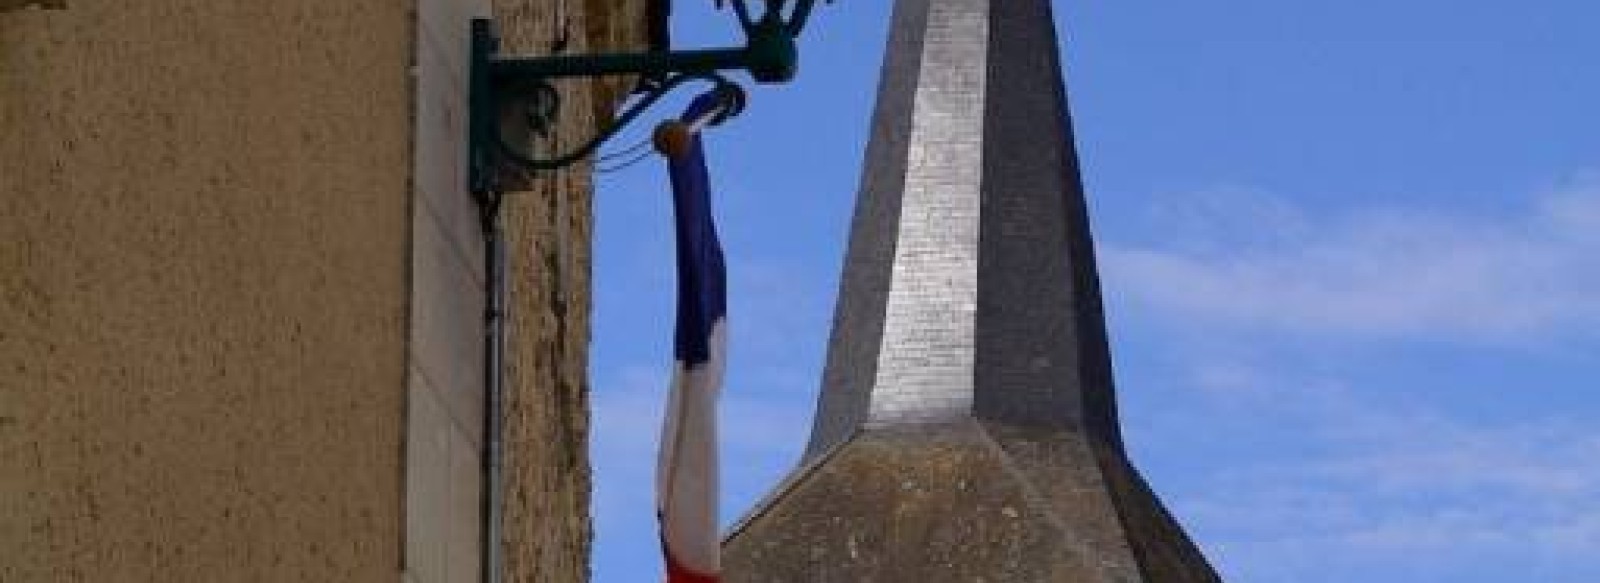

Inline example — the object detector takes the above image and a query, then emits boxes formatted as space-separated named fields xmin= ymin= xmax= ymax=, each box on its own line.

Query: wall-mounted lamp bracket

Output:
xmin=465 ymin=4 xmax=831 ymax=583
xmin=468 ymin=0 xmax=831 ymax=201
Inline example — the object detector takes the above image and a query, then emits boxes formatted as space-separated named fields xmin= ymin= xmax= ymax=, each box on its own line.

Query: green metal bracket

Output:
xmin=469 ymin=0 xmax=831 ymax=200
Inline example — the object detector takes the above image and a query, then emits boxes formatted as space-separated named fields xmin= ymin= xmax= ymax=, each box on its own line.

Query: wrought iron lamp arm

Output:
xmin=488 ymin=45 xmax=772 ymax=82
xmin=491 ymin=72 xmax=743 ymax=174
xmin=786 ymin=0 xmax=824 ymax=37
xmin=728 ymin=0 xmax=758 ymax=32
xmin=470 ymin=0 xmax=834 ymax=193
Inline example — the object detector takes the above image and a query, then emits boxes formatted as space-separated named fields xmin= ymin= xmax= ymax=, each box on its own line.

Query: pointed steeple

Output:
xmin=724 ymin=1 xmax=1223 ymax=580
xmin=807 ymin=0 xmax=1119 ymax=457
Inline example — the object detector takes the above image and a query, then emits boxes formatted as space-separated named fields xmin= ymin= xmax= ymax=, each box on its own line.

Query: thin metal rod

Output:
xmin=495 ymin=72 xmax=739 ymax=173
xmin=787 ymin=0 xmax=820 ymax=36
xmin=729 ymin=0 xmax=757 ymax=32
xmin=491 ymin=47 xmax=751 ymax=80
xmin=480 ymin=202 xmax=507 ymax=583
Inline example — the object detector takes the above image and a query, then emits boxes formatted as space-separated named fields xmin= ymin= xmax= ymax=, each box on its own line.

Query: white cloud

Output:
xmin=1102 ymin=177 xmax=1600 ymax=341
xmin=1110 ymin=190 xmax=1600 ymax=576
xmin=1167 ymin=366 xmax=1600 ymax=581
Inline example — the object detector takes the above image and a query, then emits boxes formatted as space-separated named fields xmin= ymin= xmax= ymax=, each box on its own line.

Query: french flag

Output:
xmin=656 ymin=91 xmax=728 ymax=583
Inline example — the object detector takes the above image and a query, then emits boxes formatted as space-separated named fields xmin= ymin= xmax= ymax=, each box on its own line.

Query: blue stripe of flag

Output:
xmin=669 ymin=92 xmax=728 ymax=368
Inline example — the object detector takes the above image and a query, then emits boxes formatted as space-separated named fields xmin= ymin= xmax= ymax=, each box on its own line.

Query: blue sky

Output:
xmin=588 ymin=1 xmax=1600 ymax=581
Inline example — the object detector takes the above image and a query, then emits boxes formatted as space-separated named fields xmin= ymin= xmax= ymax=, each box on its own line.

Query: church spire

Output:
xmin=725 ymin=1 xmax=1223 ymax=580
xmin=806 ymin=0 xmax=1119 ymax=458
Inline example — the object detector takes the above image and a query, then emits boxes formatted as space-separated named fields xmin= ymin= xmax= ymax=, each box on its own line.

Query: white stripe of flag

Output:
xmin=656 ymin=90 xmax=729 ymax=583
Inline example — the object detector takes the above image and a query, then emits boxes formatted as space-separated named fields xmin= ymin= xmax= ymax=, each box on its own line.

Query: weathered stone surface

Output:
xmin=984 ymin=424 xmax=1221 ymax=582
xmin=729 ymin=0 xmax=1221 ymax=579
xmin=725 ymin=422 xmax=1217 ymax=582
xmin=726 ymin=423 xmax=1110 ymax=583
xmin=493 ymin=2 xmax=648 ymax=582
xmin=0 ymin=1 xmax=63 ymax=12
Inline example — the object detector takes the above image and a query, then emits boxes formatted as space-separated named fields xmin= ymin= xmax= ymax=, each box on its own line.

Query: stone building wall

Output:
xmin=496 ymin=2 xmax=647 ymax=580
xmin=2 ymin=1 xmax=642 ymax=581
xmin=403 ymin=1 xmax=645 ymax=582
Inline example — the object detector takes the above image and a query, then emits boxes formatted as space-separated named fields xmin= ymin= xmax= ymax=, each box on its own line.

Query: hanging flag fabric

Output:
xmin=656 ymin=91 xmax=729 ymax=583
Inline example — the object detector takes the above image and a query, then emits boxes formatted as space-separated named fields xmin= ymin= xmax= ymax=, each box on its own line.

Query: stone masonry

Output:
xmin=406 ymin=1 xmax=645 ymax=582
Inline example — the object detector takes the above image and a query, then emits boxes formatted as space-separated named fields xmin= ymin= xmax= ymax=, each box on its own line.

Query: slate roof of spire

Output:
xmin=723 ymin=0 xmax=1225 ymax=580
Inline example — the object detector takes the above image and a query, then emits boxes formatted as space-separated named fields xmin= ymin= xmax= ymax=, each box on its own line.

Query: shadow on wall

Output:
xmin=1 ymin=1 xmax=65 ymax=12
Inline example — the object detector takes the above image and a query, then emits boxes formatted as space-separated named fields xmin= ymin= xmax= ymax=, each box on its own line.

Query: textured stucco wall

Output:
xmin=2 ymin=1 xmax=639 ymax=580
xmin=0 ymin=3 xmax=414 ymax=581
